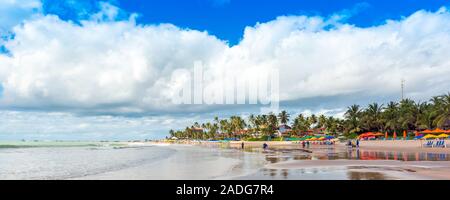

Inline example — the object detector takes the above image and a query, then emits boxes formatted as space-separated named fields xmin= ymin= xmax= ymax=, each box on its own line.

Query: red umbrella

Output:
xmin=393 ymin=131 xmax=397 ymax=139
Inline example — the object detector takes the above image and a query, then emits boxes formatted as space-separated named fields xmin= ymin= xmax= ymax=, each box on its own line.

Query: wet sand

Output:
xmin=185 ymin=140 xmax=450 ymax=180
xmin=75 ymin=144 xmax=266 ymax=180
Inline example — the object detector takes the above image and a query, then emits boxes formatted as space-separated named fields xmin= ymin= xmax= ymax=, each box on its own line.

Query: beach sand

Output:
xmin=180 ymin=140 xmax=450 ymax=180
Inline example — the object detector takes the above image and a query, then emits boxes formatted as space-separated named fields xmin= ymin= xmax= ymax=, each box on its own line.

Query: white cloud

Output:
xmin=1 ymin=7 xmax=450 ymax=117
xmin=0 ymin=0 xmax=41 ymax=34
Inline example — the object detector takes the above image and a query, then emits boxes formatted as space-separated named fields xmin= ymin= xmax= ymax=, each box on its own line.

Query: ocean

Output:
xmin=0 ymin=142 xmax=256 ymax=180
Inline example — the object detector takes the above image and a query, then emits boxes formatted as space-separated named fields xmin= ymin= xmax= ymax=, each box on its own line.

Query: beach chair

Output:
xmin=434 ymin=140 xmax=446 ymax=148
xmin=423 ymin=141 xmax=434 ymax=148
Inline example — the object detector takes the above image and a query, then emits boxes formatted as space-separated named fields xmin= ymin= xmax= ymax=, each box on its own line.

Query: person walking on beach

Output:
xmin=241 ymin=142 xmax=244 ymax=149
xmin=263 ymin=143 xmax=268 ymax=150
xmin=356 ymin=139 xmax=360 ymax=148
xmin=306 ymin=141 xmax=310 ymax=148
xmin=301 ymin=141 xmax=305 ymax=148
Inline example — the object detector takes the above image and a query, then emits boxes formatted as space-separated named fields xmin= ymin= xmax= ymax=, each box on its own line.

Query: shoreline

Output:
xmin=159 ymin=140 xmax=450 ymax=153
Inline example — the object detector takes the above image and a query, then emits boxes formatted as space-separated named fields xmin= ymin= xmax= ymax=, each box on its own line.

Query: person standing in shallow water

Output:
xmin=263 ymin=143 xmax=268 ymax=150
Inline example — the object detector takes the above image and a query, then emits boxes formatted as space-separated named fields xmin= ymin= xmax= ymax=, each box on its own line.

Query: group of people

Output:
xmin=301 ymin=141 xmax=311 ymax=148
xmin=347 ymin=139 xmax=360 ymax=148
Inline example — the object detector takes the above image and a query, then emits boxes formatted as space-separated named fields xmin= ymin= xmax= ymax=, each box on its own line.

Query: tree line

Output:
xmin=169 ymin=93 xmax=450 ymax=140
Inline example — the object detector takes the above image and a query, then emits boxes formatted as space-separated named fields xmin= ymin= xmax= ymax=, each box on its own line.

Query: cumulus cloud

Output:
xmin=0 ymin=0 xmax=41 ymax=43
xmin=1 ymin=6 xmax=450 ymax=117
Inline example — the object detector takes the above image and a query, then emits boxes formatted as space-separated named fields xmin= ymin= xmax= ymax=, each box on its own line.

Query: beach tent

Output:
xmin=437 ymin=134 xmax=449 ymax=138
xmin=423 ymin=134 xmax=438 ymax=139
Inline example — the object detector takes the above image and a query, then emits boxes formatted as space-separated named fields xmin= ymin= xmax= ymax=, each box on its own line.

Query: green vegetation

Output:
xmin=169 ymin=92 xmax=450 ymax=140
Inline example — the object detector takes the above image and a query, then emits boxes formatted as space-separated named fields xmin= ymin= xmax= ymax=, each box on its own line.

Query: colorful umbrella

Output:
xmin=423 ymin=134 xmax=438 ymax=139
xmin=437 ymin=133 xmax=449 ymax=138
xmin=414 ymin=135 xmax=424 ymax=139
xmin=421 ymin=129 xmax=434 ymax=134
xmin=433 ymin=128 xmax=446 ymax=133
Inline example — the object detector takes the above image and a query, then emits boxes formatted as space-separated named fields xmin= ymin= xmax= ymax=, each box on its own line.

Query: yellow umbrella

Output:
xmin=423 ymin=134 xmax=438 ymax=139
xmin=437 ymin=133 xmax=449 ymax=138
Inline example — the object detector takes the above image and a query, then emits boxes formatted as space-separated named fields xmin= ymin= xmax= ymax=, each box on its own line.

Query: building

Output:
xmin=276 ymin=124 xmax=292 ymax=137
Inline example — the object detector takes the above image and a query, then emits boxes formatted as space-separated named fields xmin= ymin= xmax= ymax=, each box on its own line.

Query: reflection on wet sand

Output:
xmin=238 ymin=146 xmax=450 ymax=179
xmin=259 ymin=147 xmax=450 ymax=162
xmin=195 ymin=142 xmax=450 ymax=179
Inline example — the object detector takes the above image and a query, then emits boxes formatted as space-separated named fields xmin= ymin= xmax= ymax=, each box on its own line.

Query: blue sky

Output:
xmin=40 ymin=0 xmax=450 ymax=44
xmin=1 ymin=0 xmax=450 ymax=140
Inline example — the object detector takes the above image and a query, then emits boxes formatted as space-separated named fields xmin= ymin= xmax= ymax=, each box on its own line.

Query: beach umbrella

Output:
xmin=421 ymin=129 xmax=433 ymax=134
xmin=415 ymin=131 xmax=419 ymax=137
xmin=423 ymin=134 xmax=438 ymax=139
xmin=385 ymin=132 xmax=388 ymax=139
xmin=393 ymin=131 xmax=397 ymax=139
xmin=403 ymin=130 xmax=407 ymax=139
xmin=433 ymin=128 xmax=446 ymax=133
xmin=437 ymin=134 xmax=449 ymax=138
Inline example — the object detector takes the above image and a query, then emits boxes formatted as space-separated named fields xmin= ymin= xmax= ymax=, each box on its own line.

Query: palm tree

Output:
xmin=383 ymin=101 xmax=399 ymax=131
xmin=308 ymin=114 xmax=317 ymax=128
xmin=278 ymin=110 xmax=290 ymax=125
xmin=230 ymin=116 xmax=246 ymax=138
xmin=169 ymin=129 xmax=175 ymax=138
xmin=344 ymin=104 xmax=362 ymax=135
xmin=292 ymin=114 xmax=309 ymax=135
xmin=416 ymin=102 xmax=435 ymax=130
xmin=317 ymin=114 xmax=327 ymax=129
xmin=362 ymin=103 xmax=384 ymax=132
xmin=433 ymin=93 xmax=450 ymax=128
xmin=398 ymin=99 xmax=417 ymax=131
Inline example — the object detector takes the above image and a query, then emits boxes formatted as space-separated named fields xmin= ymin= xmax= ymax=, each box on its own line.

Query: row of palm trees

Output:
xmin=169 ymin=93 xmax=450 ymax=140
